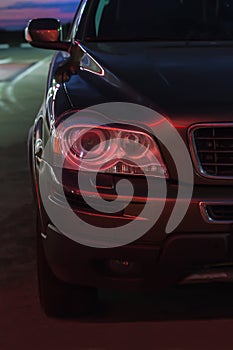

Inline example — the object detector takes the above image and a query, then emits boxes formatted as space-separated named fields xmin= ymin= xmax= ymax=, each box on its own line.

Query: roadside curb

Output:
xmin=0 ymin=44 xmax=10 ymax=49
xmin=0 ymin=43 xmax=32 ymax=49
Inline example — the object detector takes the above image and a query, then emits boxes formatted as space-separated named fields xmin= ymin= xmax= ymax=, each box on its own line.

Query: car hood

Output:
xmin=64 ymin=42 xmax=233 ymax=123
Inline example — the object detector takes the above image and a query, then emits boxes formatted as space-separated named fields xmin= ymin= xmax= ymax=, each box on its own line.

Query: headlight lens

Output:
xmin=66 ymin=128 xmax=110 ymax=160
xmin=53 ymin=123 xmax=168 ymax=178
xmin=119 ymin=131 xmax=151 ymax=159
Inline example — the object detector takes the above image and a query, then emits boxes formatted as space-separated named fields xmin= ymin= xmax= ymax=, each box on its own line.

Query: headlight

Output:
xmin=119 ymin=131 xmax=151 ymax=159
xmin=65 ymin=127 xmax=110 ymax=160
xmin=52 ymin=123 xmax=168 ymax=179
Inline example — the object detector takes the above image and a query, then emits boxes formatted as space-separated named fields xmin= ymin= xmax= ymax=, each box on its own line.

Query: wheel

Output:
xmin=36 ymin=214 xmax=98 ymax=318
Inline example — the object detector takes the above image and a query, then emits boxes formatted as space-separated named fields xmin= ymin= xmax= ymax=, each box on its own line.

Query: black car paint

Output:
xmin=29 ymin=1 xmax=233 ymax=296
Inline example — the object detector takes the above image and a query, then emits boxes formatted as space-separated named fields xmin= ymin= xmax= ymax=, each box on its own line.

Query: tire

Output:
xmin=36 ymin=215 xmax=98 ymax=318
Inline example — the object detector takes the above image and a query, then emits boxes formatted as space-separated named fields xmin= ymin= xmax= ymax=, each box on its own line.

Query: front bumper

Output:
xmin=38 ymin=163 xmax=233 ymax=288
xmin=43 ymin=223 xmax=232 ymax=289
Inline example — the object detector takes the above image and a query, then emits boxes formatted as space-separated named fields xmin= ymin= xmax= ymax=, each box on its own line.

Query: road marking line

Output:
xmin=0 ymin=44 xmax=10 ymax=49
xmin=0 ymin=83 xmax=12 ymax=113
xmin=12 ymin=56 xmax=50 ymax=84
xmin=0 ymin=58 xmax=12 ymax=64
xmin=5 ymin=56 xmax=51 ymax=108
xmin=20 ymin=43 xmax=31 ymax=49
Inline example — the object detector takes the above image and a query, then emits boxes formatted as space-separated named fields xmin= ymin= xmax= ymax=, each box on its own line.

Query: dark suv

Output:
xmin=26 ymin=0 xmax=233 ymax=317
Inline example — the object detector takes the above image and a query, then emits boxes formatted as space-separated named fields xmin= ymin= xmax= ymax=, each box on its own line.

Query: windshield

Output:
xmin=84 ymin=0 xmax=233 ymax=41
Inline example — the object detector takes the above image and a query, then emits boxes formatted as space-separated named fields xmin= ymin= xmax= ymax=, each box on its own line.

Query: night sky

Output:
xmin=0 ymin=0 xmax=80 ymax=30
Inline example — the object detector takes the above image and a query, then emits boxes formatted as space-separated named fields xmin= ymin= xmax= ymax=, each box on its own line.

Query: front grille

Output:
xmin=190 ymin=124 xmax=233 ymax=179
xmin=200 ymin=203 xmax=233 ymax=223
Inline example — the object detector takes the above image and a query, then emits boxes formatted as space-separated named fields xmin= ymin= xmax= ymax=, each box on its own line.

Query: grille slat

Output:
xmin=201 ymin=163 xmax=233 ymax=166
xmin=196 ymin=137 xmax=233 ymax=140
xmin=198 ymin=150 xmax=233 ymax=153
xmin=191 ymin=124 xmax=233 ymax=179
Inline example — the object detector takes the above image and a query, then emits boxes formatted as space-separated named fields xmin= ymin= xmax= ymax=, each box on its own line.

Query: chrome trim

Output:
xmin=70 ymin=0 xmax=88 ymax=40
xmin=41 ymin=232 xmax=47 ymax=239
xmin=35 ymin=138 xmax=43 ymax=160
xmin=47 ymin=223 xmax=60 ymax=234
xmin=199 ymin=201 xmax=233 ymax=224
xmin=181 ymin=271 xmax=228 ymax=284
xmin=188 ymin=122 xmax=233 ymax=180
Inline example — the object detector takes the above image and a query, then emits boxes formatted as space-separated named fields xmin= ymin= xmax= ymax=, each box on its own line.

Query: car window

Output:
xmin=83 ymin=0 xmax=233 ymax=41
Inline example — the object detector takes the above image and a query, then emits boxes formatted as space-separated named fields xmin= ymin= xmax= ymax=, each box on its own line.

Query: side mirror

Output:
xmin=25 ymin=18 xmax=70 ymax=51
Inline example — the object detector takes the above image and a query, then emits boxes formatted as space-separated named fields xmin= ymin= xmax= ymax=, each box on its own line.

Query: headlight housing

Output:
xmin=52 ymin=121 xmax=168 ymax=179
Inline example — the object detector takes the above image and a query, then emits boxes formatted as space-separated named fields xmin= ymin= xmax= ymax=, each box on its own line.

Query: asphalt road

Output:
xmin=1 ymin=47 xmax=233 ymax=350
